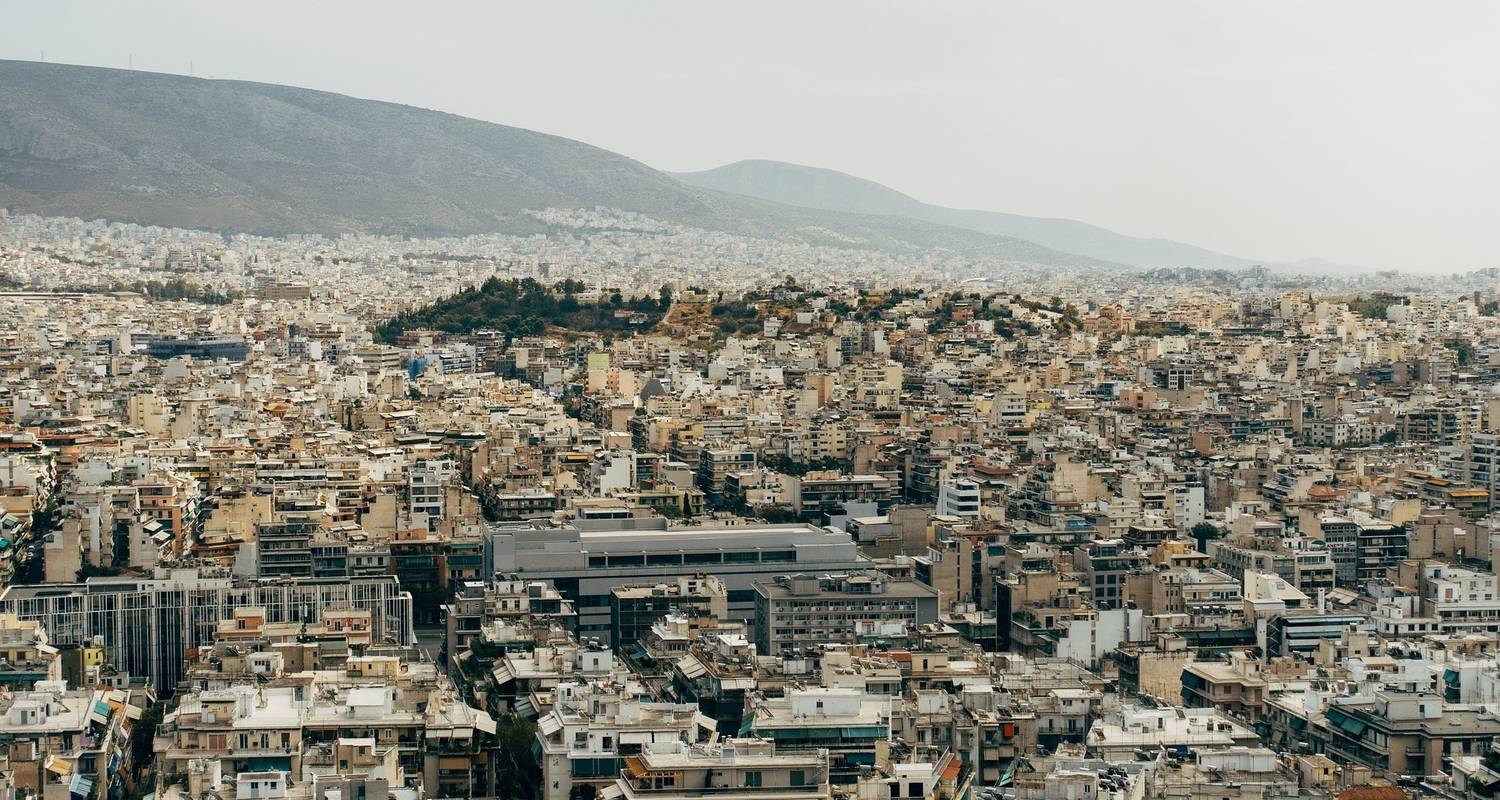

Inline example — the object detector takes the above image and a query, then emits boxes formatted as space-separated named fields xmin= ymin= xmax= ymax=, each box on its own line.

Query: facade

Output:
xmin=487 ymin=520 xmax=866 ymax=640
xmin=609 ymin=738 xmax=831 ymax=800
xmin=144 ymin=336 xmax=250 ymax=361
xmin=1322 ymin=691 xmax=1500 ymax=776
xmin=535 ymin=680 xmax=714 ymax=800
xmin=752 ymin=572 xmax=939 ymax=656
xmin=0 ymin=570 xmax=413 ymax=693
xmin=609 ymin=575 xmax=728 ymax=654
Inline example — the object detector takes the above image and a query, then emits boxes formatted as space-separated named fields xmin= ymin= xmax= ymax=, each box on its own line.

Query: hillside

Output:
xmin=373 ymin=278 xmax=669 ymax=343
xmin=0 ymin=60 xmax=1116 ymax=268
xmin=674 ymin=159 xmax=1258 ymax=270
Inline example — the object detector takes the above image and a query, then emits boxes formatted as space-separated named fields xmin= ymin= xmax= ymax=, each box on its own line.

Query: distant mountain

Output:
xmin=674 ymin=159 xmax=1260 ymax=270
xmin=0 ymin=60 xmax=1117 ymax=268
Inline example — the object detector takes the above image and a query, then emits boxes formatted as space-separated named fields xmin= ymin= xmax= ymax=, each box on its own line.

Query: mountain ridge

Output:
xmin=0 ymin=60 xmax=1119 ymax=269
xmin=673 ymin=158 xmax=1262 ymax=270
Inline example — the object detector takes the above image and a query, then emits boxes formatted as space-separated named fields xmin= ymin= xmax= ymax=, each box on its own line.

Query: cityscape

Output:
xmin=1 ymin=4 xmax=1498 ymax=800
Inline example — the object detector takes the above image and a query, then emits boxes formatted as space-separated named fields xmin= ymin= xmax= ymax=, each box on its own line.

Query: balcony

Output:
xmin=621 ymin=775 xmax=827 ymax=797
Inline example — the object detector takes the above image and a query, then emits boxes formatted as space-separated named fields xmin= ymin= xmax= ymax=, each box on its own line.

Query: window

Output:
xmin=744 ymin=771 xmax=762 ymax=788
xmin=790 ymin=770 xmax=805 ymax=787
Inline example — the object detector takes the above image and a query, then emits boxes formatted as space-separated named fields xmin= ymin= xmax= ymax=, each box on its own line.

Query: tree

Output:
xmin=494 ymin=714 xmax=542 ymax=800
xmin=755 ymin=505 xmax=802 ymax=524
xmin=1190 ymin=522 xmax=1223 ymax=552
xmin=130 ymin=700 xmax=166 ymax=797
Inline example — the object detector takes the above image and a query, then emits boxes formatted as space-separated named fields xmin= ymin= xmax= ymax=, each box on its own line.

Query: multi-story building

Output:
xmin=744 ymin=687 xmax=889 ymax=783
xmin=935 ymin=478 xmax=981 ymax=518
xmin=1322 ymin=691 xmax=1500 ymax=776
xmin=408 ymin=458 xmax=456 ymax=523
xmin=0 ymin=683 xmax=150 ymax=800
xmin=0 ymin=570 xmax=413 ymax=693
xmin=535 ymin=680 xmax=714 ymax=800
xmin=788 ymin=472 xmax=895 ymax=516
xmin=752 ymin=572 xmax=939 ymax=656
xmin=442 ymin=577 xmax=576 ymax=658
xmin=255 ymin=515 xmax=317 ymax=578
xmin=159 ymin=661 xmax=496 ymax=797
xmin=608 ymin=738 xmax=831 ymax=800
xmin=696 ymin=448 xmax=756 ymax=505
xmin=609 ymin=575 xmax=728 ymax=654
xmin=1419 ymin=563 xmax=1500 ymax=635
xmin=486 ymin=519 xmax=866 ymax=641
xmin=1071 ymin=539 xmax=1147 ymax=610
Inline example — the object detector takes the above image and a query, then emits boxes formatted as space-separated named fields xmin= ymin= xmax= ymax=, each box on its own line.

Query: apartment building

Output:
xmin=752 ymin=572 xmax=939 ymax=656
xmin=535 ymin=680 xmax=714 ymax=800
xmin=609 ymin=575 xmax=728 ymax=654
xmin=609 ymin=738 xmax=831 ymax=800
xmin=0 ymin=570 xmax=413 ymax=693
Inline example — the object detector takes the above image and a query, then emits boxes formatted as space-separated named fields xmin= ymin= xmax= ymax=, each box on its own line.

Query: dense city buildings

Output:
xmin=4 ymin=209 xmax=1500 ymax=800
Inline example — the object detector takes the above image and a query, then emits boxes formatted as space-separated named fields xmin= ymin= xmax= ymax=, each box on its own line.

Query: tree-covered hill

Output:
xmin=373 ymin=277 xmax=669 ymax=342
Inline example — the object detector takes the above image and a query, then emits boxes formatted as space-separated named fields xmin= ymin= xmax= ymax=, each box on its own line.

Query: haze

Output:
xmin=2 ymin=0 xmax=1495 ymax=273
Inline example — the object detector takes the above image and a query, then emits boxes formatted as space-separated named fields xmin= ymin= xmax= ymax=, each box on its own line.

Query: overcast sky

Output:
xmin=3 ymin=1 xmax=1496 ymax=271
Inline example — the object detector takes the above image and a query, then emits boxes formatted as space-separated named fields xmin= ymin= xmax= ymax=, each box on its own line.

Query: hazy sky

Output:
xmin=3 ymin=1 xmax=1496 ymax=271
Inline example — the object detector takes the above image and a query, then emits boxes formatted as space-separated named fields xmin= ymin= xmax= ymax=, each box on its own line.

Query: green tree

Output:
xmin=494 ymin=714 xmax=542 ymax=800
xmin=1190 ymin=522 xmax=1223 ymax=552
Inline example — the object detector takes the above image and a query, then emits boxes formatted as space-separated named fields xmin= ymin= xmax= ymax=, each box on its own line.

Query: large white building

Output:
xmin=936 ymin=478 xmax=981 ymax=518
xmin=486 ymin=519 xmax=866 ymax=640
xmin=1421 ymin=562 xmax=1500 ymax=635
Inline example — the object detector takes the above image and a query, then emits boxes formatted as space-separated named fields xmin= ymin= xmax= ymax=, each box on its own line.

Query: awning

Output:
xmin=675 ymin=655 xmax=706 ymax=680
xmin=997 ymin=759 xmax=1019 ymax=787
xmin=1325 ymin=707 xmax=1367 ymax=737
xmin=538 ymin=715 xmax=562 ymax=737
xmin=474 ymin=712 xmax=497 ymax=735
xmin=625 ymin=756 xmax=649 ymax=779
xmin=598 ymin=785 xmax=624 ymax=800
